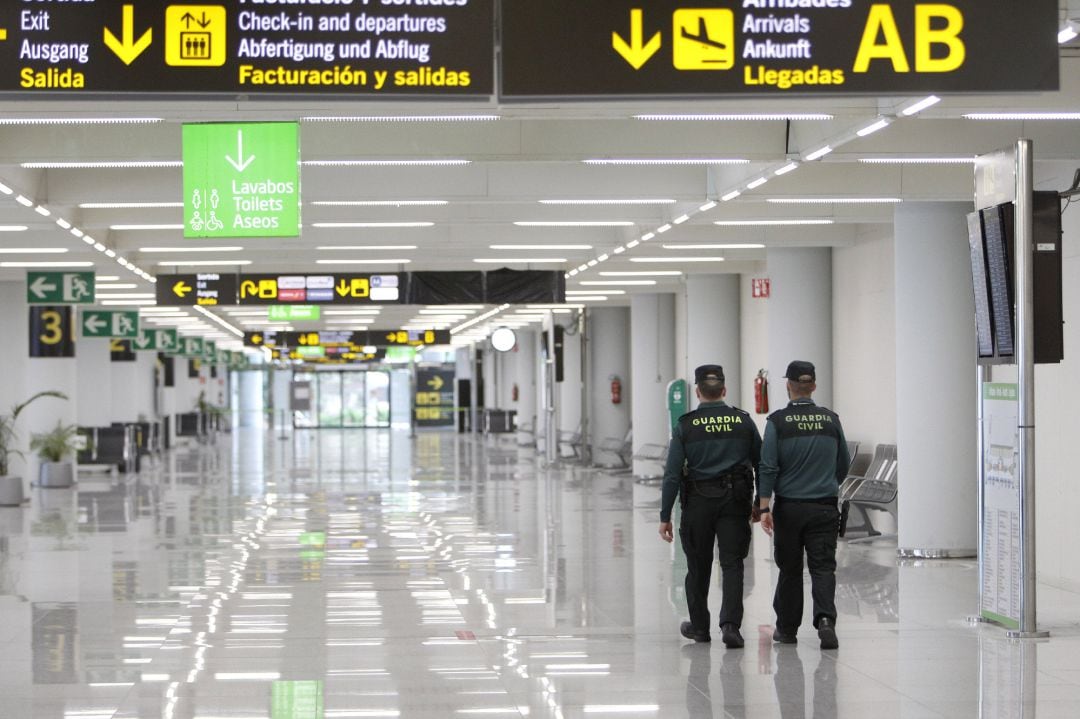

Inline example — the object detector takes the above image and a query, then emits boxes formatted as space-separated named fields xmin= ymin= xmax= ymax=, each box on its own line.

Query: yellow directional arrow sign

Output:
xmin=251 ymin=334 xmax=263 ymax=345
xmin=172 ymin=280 xmax=193 ymax=298
xmin=612 ymin=9 xmax=661 ymax=70
xmin=104 ymin=5 xmax=153 ymax=66
xmin=427 ymin=375 xmax=445 ymax=391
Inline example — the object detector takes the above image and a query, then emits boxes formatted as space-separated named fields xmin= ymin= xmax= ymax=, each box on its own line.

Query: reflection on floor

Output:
xmin=1 ymin=428 xmax=1080 ymax=718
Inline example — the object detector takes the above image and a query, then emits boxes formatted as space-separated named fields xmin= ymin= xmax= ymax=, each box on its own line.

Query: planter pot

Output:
xmin=0 ymin=475 xmax=24 ymax=506
xmin=38 ymin=462 xmax=74 ymax=489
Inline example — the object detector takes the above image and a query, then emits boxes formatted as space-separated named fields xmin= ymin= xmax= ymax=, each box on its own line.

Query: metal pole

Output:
xmin=470 ymin=346 xmax=479 ymax=436
xmin=1008 ymin=138 xmax=1047 ymax=639
xmin=579 ymin=309 xmax=591 ymax=466
xmin=409 ymin=352 xmax=418 ymax=439
xmin=545 ymin=315 xmax=558 ymax=466
xmin=969 ymin=363 xmax=989 ymax=624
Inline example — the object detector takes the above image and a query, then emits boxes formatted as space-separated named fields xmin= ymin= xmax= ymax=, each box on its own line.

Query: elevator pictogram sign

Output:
xmin=165 ymin=6 xmax=227 ymax=67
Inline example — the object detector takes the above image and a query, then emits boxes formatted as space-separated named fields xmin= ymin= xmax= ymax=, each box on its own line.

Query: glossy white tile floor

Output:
xmin=2 ymin=428 xmax=1080 ymax=718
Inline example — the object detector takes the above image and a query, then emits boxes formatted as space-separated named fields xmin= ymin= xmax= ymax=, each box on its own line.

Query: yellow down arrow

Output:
xmin=612 ymin=9 xmax=661 ymax=70
xmin=173 ymin=280 xmax=193 ymax=298
xmin=104 ymin=5 xmax=152 ymax=66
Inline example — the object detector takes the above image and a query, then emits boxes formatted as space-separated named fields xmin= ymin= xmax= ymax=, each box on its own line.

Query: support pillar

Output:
xmin=685 ymin=275 xmax=742 ymax=407
xmin=766 ymin=248 xmax=833 ymax=407
xmin=895 ymin=202 xmax=977 ymax=556
xmin=631 ymin=294 xmax=676 ymax=477
xmin=589 ymin=307 xmax=631 ymax=466
xmin=77 ymin=338 xmax=113 ymax=426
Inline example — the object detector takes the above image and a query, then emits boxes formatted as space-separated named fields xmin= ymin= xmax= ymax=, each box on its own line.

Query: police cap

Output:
xmin=694 ymin=364 xmax=725 ymax=384
xmin=784 ymin=360 xmax=816 ymax=383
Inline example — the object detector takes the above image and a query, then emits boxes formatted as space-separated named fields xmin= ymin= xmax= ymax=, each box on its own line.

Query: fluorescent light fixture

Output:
xmin=664 ymin=243 xmax=764 ymax=250
xmin=0 ymin=247 xmax=67 ymax=253
xmin=314 ymin=259 xmax=411 ymax=265
xmin=34 ymin=206 xmax=51 ymax=216
xmin=303 ymin=159 xmax=470 ymax=167
xmin=0 ymin=182 xmax=12 ymax=195
xmin=111 ymin=224 xmax=184 ymax=231
xmin=105 ymin=249 xmax=116 ymax=258
xmin=746 ymin=177 xmax=769 ymax=190
xmin=513 ymin=221 xmax=633 ymax=227
xmin=673 ymin=214 xmax=690 ymax=224
xmin=79 ymin=201 xmax=183 ymax=209
xmin=573 ymin=295 xmax=610 ymax=301
xmin=93 ymin=243 xmax=107 ymax=251
xmin=698 ymin=201 xmax=717 ymax=212
xmin=303 ymin=114 xmax=498 ymax=123
xmin=539 ymin=198 xmax=675 ymax=205
xmin=83 ymin=237 xmax=96 ymax=245
xmin=0 ymin=226 xmax=29 ymax=232
xmin=1059 ymin=26 xmax=1079 ymax=44
xmin=612 ymin=246 xmax=625 ymax=254
xmin=21 ymin=161 xmax=181 ymax=169
xmin=473 ymin=258 xmax=566 ymax=263
xmin=634 ymin=113 xmax=832 ymax=121
xmin=805 ymin=146 xmax=833 ymax=161
xmin=721 ymin=190 xmax=741 ymax=201
xmin=70 ymin=227 xmax=84 ymax=238
xmin=584 ymin=158 xmax=748 ymax=166
xmin=582 ymin=705 xmax=660 ymax=714
xmin=139 ymin=246 xmax=244 ymax=252
xmin=311 ymin=222 xmax=433 ymax=228
xmin=656 ymin=224 xmax=672 ymax=233
xmin=156 ymin=260 xmax=253 ymax=266
xmin=567 ymin=289 xmax=626 ymax=295
xmin=640 ymin=233 xmax=654 ymax=241
xmin=100 ymin=299 xmax=157 ymax=306
xmin=0 ymin=117 xmax=162 ymax=125
xmin=97 ymin=276 xmax=120 ymax=281
xmin=900 ymin=95 xmax=941 ymax=116
xmin=323 ymin=309 xmax=382 ymax=315
xmin=587 ymin=259 xmax=598 ymax=266
xmin=316 ymin=245 xmax=418 ymax=251
xmin=856 ymin=118 xmax=891 ymax=136
xmin=858 ymin=157 xmax=975 ymax=164
xmin=597 ymin=253 xmax=609 ymax=261
xmin=55 ymin=218 xmax=71 ymax=229
xmin=312 ymin=199 xmax=447 ymax=206
xmin=626 ymin=240 xmax=640 ymax=249
xmin=599 ymin=271 xmax=682 ymax=276
xmin=964 ymin=112 xmax=1080 ymax=120
xmin=629 ymin=257 xmax=725 ymax=262
xmin=419 ymin=309 xmax=476 ymax=314
xmin=489 ymin=244 xmax=592 ymax=250
xmin=774 ymin=162 xmax=799 ymax=176
xmin=15 ymin=195 xmax=33 ymax=207
xmin=325 ymin=318 xmax=377 ymax=324
xmin=96 ymin=283 xmax=138 ymax=289
xmin=96 ymin=293 xmax=155 ymax=299
xmin=767 ymin=197 xmax=902 ymax=204
xmin=568 ymin=269 xmax=578 ymax=276
xmin=0 ymin=261 xmax=94 ymax=267
xmin=578 ymin=280 xmax=658 ymax=286
xmin=713 ymin=219 xmax=833 ymax=226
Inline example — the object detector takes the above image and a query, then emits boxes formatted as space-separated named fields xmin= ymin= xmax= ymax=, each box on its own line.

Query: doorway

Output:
xmin=293 ymin=370 xmax=391 ymax=429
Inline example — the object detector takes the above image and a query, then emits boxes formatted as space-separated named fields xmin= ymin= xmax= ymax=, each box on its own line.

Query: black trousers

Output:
xmin=679 ymin=490 xmax=752 ymax=631
xmin=772 ymin=499 xmax=839 ymax=633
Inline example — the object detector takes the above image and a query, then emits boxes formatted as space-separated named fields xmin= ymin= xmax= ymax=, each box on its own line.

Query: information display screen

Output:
xmin=966 ymin=211 xmax=995 ymax=358
xmin=981 ymin=205 xmax=1015 ymax=359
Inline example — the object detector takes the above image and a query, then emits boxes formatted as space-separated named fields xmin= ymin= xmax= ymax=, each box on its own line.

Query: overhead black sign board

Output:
xmin=246 ymin=329 xmax=450 ymax=349
xmin=0 ymin=0 xmax=494 ymax=97
xmin=500 ymin=0 xmax=1058 ymax=98
xmin=156 ymin=273 xmax=238 ymax=307
xmin=238 ymin=273 xmax=402 ymax=305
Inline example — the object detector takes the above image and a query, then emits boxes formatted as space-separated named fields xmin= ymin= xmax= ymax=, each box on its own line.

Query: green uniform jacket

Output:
xmin=660 ymin=400 xmax=762 ymax=522
xmin=759 ymin=398 xmax=850 ymax=501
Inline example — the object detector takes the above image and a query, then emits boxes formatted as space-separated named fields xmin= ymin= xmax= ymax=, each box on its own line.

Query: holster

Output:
xmin=838 ymin=499 xmax=851 ymax=537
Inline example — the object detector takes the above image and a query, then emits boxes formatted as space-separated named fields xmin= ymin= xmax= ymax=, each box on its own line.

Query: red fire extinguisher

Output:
xmin=610 ymin=376 xmax=622 ymax=404
xmin=512 ymin=383 xmax=519 ymax=402
xmin=754 ymin=369 xmax=769 ymax=414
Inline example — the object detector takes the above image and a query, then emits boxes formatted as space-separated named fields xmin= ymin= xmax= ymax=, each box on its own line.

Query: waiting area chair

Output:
xmin=840 ymin=443 xmax=898 ymax=542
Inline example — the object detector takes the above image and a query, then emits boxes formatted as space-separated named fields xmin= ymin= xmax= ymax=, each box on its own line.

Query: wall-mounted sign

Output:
xmin=751 ymin=278 xmax=771 ymax=299
xmin=156 ymin=273 xmax=239 ymax=306
xmin=0 ymin=1 xmax=495 ymax=97
xmin=415 ymin=366 xmax=455 ymax=427
xmin=183 ymin=122 xmax=300 ymax=238
xmin=26 ymin=271 xmax=95 ymax=305
xmin=180 ymin=336 xmax=205 ymax=358
xmin=237 ymin=273 xmax=401 ymax=305
xmin=81 ymin=309 xmax=139 ymax=339
xmin=500 ymin=0 xmax=1058 ymax=98
xmin=29 ymin=306 xmax=75 ymax=358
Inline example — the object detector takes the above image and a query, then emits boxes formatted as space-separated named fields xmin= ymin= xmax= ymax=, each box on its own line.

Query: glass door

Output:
xmin=296 ymin=371 xmax=392 ymax=429
xmin=342 ymin=372 xmax=367 ymax=428
xmin=366 ymin=372 xmax=390 ymax=427
xmin=317 ymin=372 xmax=343 ymax=428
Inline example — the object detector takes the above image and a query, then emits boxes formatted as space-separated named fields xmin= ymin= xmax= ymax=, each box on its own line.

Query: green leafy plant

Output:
xmin=0 ymin=391 xmax=67 ymax=476
xmin=30 ymin=421 xmax=81 ymax=463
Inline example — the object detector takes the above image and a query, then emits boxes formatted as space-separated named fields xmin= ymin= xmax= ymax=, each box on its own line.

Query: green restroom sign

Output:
xmin=183 ymin=122 xmax=300 ymax=238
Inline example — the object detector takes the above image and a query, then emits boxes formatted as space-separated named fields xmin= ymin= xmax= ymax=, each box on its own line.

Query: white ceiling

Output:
xmin=3 ymin=33 xmax=1080 ymax=348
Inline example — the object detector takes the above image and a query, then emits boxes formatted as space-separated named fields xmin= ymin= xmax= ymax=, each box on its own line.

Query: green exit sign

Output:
xmin=183 ymin=122 xmax=300 ymax=238
xmin=269 ymin=305 xmax=321 ymax=322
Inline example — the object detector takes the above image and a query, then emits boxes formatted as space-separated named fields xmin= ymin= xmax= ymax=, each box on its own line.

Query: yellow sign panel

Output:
xmin=335 ymin=277 xmax=370 ymax=299
xmin=165 ymin=6 xmax=227 ymax=67
xmin=672 ymin=9 xmax=734 ymax=70
xmin=241 ymin=278 xmax=278 ymax=300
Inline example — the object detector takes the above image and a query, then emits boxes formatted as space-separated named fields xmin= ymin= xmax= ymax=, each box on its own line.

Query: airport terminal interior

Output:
xmin=5 ymin=1 xmax=1080 ymax=717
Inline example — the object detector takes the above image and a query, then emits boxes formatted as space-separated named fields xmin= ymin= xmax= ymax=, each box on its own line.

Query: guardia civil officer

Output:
xmin=758 ymin=361 xmax=850 ymax=650
xmin=659 ymin=365 xmax=762 ymax=649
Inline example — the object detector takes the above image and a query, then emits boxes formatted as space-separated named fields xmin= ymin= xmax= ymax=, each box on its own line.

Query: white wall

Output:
xmin=739 ymin=271 xmax=770 ymax=436
xmin=832 ymin=224 xmax=898 ymax=450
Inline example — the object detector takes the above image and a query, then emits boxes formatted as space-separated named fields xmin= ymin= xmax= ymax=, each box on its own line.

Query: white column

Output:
xmin=631 ymin=294 xmax=676 ymax=476
xmin=505 ymin=329 xmax=537 ymax=442
xmin=685 ymin=274 xmax=742 ymax=407
xmin=237 ymin=369 xmax=264 ymax=429
xmin=589 ymin=307 xmax=631 ymax=466
xmin=111 ymin=350 xmax=157 ymax=423
xmin=270 ymin=366 xmax=292 ymax=430
xmin=557 ymin=327 xmax=582 ymax=440
xmin=895 ymin=202 xmax=977 ymax=555
xmin=766 ymin=248 xmax=834 ymax=407
xmin=77 ymin=338 xmax=113 ymax=426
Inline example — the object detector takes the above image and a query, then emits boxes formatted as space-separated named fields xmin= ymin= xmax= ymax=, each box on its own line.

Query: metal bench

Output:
xmin=632 ymin=442 xmax=668 ymax=483
xmin=840 ymin=443 xmax=898 ymax=542
xmin=597 ymin=427 xmax=633 ymax=471
xmin=558 ymin=423 xmax=584 ymax=460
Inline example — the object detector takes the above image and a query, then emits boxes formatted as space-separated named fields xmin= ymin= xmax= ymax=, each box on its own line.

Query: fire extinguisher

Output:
xmin=512 ymin=383 xmax=519 ymax=402
xmin=610 ymin=376 xmax=622 ymax=404
xmin=754 ymin=369 xmax=769 ymax=414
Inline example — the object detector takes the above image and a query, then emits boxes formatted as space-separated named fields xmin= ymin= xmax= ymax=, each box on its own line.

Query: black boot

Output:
xmin=720 ymin=623 xmax=744 ymax=649
xmin=680 ymin=621 xmax=711 ymax=643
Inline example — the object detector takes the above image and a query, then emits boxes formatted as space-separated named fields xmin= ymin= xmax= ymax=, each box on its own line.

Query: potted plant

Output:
xmin=30 ymin=421 xmax=81 ymax=489
xmin=0 ymin=391 xmax=67 ymax=505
